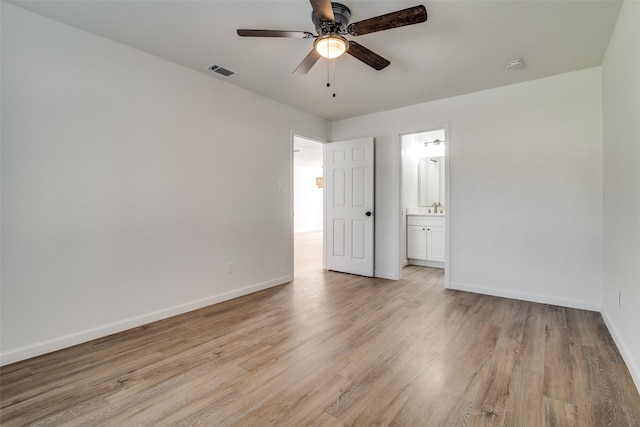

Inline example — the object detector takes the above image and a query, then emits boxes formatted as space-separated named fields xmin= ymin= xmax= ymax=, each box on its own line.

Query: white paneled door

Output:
xmin=325 ymin=137 xmax=374 ymax=277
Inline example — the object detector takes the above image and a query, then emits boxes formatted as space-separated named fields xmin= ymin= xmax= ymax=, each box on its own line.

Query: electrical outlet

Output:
xmin=227 ymin=261 xmax=234 ymax=274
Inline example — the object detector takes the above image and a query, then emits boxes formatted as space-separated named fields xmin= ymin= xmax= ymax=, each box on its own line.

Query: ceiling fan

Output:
xmin=237 ymin=0 xmax=428 ymax=74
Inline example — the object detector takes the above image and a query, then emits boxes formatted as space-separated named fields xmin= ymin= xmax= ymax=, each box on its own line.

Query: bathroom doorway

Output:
xmin=399 ymin=128 xmax=449 ymax=282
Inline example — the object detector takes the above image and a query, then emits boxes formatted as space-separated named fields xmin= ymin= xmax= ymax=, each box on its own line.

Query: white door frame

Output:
xmin=396 ymin=125 xmax=451 ymax=288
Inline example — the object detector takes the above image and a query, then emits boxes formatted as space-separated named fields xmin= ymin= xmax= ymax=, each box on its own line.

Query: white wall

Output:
xmin=601 ymin=0 xmax=640 ymax=391
xmin=0 ymin=3 xmax=330 ymax=365
xmin=293 ymin=137 xmax=324 ymax=233
xmin=333 ymin=67 xmax=603 ymax=308
xmin=293 ymin=166 xmax=323 ymax=233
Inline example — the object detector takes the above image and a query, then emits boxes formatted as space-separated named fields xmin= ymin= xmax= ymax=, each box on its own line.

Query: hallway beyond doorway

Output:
xmin=294 ymin=231 xmax=323 ymax=277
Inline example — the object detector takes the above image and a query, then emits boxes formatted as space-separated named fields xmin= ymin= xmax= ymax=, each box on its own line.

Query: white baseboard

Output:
xmin=448 ymin=281 xmax=601 ymax=312
xmin=0 ymin=276 xmax=291 ymax=366
xmin=601 ymin=309 xmax=640 ymax=394
xmin=375 ymin=270 xmax=398 ymax=280
xmin=407 ymin=259 xmax=445 ymax=269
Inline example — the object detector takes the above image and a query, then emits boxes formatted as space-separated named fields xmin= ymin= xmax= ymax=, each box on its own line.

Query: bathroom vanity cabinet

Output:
xmin=407 ymin=215 xmax=445 ymax=267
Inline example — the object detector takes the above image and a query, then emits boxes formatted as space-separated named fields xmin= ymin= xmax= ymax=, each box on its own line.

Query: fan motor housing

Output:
xmin=312 ymin=2 xmax=351 ymax=34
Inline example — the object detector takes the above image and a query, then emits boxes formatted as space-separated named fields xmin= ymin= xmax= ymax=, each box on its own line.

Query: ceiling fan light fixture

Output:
xmin=314 ymin=35 xmax=348 ymax=59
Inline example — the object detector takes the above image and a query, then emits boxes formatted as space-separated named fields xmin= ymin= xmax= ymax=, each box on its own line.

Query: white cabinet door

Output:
xmin=407 ymin=225 xmax=427 ymax=260
xmin=427 ymin=226 xmax=445 ymax=262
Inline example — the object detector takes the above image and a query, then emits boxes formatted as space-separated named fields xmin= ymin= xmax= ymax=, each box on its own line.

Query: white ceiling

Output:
xmin=9 ymin=0 xmax=622 ymax=121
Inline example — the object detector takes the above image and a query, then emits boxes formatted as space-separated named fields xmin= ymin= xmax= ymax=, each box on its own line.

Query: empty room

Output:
xmin=1 ymin=0 xmax=639 ymax=425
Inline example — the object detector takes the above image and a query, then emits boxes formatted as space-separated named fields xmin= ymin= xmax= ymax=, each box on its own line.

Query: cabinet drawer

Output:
xmin=407 ymin=215 xmax=445 ymax=227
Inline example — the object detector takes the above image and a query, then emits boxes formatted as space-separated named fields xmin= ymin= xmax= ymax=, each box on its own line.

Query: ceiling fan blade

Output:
xmin=237 ymin=29 xmax=315 ymax=38
xmin=348 ymin=5 xmax=427 ymax=36
xmin=294 ymin=49 xmax=322 ymax=75
xmin=310 ymin=0 xmax=335 ymax=22
xmin=346 ymin=41 xmax=390 ymax=71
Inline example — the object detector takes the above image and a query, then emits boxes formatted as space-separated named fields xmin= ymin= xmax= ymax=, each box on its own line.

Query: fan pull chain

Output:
xmin=326 ymin=57 xmax=331 ymax=88
xmin=326 ymin=42 xmax=331 ymax=88
xmin=324 ymin=56 xmax=337 ymax=98
xmin=332 ymin=59 xmax=336 ymax=98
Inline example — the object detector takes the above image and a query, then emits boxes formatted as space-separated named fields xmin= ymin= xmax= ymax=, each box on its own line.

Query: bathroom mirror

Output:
xmin=419 ymin=156 xmax=445 ymax=207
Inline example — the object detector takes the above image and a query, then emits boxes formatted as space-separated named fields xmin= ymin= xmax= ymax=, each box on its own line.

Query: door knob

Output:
xmin=365 ymin=211 xmax=372 ymax=217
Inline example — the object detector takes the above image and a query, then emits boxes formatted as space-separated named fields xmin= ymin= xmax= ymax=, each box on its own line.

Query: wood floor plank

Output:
xmin=2 ymin=231 xmax=640 ymax=426
xmin=468 ymin=337 xmax=520 ymax=425
xmin=424 ymin=392 xmax=475 ymax=426
xmin=543 ymin=324 xmax=576 ymax=405
xmin=544 ymin=396 xmax=578 ymax=427
xmin=503 ymin=366 xmax=544 ymax=426
xmin=516 ymin=304 xmax=547 ymax=374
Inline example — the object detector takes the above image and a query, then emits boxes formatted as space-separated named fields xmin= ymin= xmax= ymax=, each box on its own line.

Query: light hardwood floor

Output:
xmin=2 ymin=230 xmax=640 ymax=426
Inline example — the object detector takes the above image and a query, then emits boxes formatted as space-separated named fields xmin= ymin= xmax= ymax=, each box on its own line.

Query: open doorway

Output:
xmin=293 ymin=136 xmax=325 ymax=275
xmin=399 ymin=128 xmax=448 ymax=281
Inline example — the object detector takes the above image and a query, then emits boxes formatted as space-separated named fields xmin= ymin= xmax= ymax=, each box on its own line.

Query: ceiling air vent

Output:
xmin=207 ymin=64 xmax=240 ymax=79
